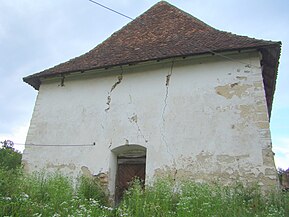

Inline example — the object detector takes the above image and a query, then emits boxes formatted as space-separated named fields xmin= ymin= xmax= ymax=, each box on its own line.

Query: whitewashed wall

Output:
xmin=23 ymin=50 xmax=278 ymax=197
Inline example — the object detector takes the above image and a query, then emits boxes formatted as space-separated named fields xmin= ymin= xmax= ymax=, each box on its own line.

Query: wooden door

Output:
xmin=115 ymin=159 xmax=145 ymax=204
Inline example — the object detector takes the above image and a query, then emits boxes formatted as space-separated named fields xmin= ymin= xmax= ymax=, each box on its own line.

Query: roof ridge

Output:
xmin=62 ymin=1 xmax=216 ymax=70
xmin=155 ymin=1 xmax=217 ymax=30
xmin=23 ymin=1 xmax=281 ymax=91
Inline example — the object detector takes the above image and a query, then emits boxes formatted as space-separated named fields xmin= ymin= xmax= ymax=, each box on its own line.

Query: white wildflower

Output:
xmin=22 ymin=193 xmax=29 ymax=198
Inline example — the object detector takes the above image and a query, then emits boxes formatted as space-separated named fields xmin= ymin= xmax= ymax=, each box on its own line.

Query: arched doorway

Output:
xmin=111 ymin=145 xmax=146 ymax=204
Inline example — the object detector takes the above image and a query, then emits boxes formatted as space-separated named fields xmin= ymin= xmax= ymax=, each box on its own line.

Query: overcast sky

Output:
xmin=0 ymin=0 xmax=288 ymax=169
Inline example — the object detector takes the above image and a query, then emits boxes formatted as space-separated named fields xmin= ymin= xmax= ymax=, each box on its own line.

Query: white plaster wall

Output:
xmin=23 ymin=50 xmax=278 ymax=195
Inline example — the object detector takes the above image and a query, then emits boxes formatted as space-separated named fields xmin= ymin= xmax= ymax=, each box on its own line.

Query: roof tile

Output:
xmin=23 ymin=1 xmax=280 ymax=90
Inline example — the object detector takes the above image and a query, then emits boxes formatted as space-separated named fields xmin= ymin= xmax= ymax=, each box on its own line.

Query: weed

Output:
xmin=77 ymin=175 xmax=109 ymax=206
xmin=0 ymin=169 xmax=288 ymax=216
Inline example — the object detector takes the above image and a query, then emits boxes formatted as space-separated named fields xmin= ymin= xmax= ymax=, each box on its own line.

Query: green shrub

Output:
xmin=0 ymin=140 xmax=22 ymax=170
xmin=0 ymin=167 xmax=22 ymax=197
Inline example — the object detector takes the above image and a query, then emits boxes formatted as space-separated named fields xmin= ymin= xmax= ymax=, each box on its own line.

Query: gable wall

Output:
xmin=23 ymin=51 xmax=278 ymax=196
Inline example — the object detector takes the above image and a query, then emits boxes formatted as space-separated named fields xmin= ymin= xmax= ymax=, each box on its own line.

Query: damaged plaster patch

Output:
xmin=215 ymin=82 xmax=252 ymax=99
xmin=105 ymin=71 xmax=123 ymax=112
xmin=81 ymin=167 xmax=109 ymax=191
xmin=217 ymin=154 xmax=249 ymax=164
xmin=153 ymin=153 xmax=278 ymax=189
xmin=262 ymin=149 xmax=275 ymax=166
xmin=128 ymin=114 xmax=138 ymax=123
xmin=238 ymin=105 xmax=255 ymax=120
xmin=128 ymin=114 xmax=148 ymax=143
xmin=238 ymin=104 xmax=267 ymax=122
xmin=81 ymin=166 xmax=92 ymax=177
xmin=94 ymin=172 xmax=109 ymax=186
xmin=234 ymin=104 xmax=270 ymax=131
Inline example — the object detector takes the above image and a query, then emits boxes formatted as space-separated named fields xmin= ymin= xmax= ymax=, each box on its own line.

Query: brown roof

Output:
xmin=23 ymin=1 xmax=281 ymax=117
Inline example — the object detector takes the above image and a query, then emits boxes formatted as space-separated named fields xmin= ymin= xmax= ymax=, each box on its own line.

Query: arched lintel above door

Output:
xmin=111 ymin=144 xmax=146 ymax=158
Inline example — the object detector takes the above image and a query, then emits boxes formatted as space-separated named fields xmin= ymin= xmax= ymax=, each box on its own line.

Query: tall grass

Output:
xmin=0 ymin=170 xmax=112 ymax=216
xmin=77 ymin=175 xmax=109 ymax=206
xmin=0 ymin=169 xmax=288 ymax=216
xmin=118 ymin=178 xmax=289 ymax=217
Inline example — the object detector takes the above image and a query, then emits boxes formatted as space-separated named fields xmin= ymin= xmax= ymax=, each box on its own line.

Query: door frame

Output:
xmin=115 ymin=156 xmax=146 ymax=204
xmin=110 ymin=145 xmax=147 ymax=204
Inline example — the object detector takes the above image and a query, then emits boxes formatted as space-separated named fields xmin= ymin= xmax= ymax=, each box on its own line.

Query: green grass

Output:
xmin=118 ymin=178 xmax=289 ymax=217
xmin=0 ymin=169 xmax=112 ymax=216
xmin=0 ymin=169 xmax=288 ymax=217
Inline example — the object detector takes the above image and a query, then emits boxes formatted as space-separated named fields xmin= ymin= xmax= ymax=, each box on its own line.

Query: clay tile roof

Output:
xmin=23 ymin=1 xmax=281 ymax=115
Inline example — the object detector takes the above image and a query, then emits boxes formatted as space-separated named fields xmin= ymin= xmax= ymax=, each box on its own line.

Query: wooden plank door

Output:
xmin=115 ymin=162 xmax=145 ymax=204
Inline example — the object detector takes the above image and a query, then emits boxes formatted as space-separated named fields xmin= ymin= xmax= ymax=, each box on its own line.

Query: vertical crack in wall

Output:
xmin=161 ymin=60 xmax=175 ymax=160
xmin=136 ymin=122 xmax=148 ymax=143
xmin=128 ymin=114 xmax=148 ymax=143
xmin=105 ymin=67 xmax=123 ymax=112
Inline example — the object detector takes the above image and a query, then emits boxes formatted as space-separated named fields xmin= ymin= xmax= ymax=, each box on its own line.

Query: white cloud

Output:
xmin=0 ymin=123 xmax=29 ymax=153
xmin=275 ymin=155 xmax=289 ymax=171
xmin=272 ymin=137 xmax=289 ymax=170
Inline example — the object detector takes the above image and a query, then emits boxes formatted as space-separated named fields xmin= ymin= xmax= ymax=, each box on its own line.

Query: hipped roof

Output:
xmin=23 ymin=1 xmax=281 ymax=117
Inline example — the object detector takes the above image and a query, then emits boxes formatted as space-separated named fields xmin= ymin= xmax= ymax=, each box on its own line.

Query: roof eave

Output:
xmin=23 ymin=76 xmax=41 ymax=90
xmin=23 ymin=43 xmax=281 ymax=91
xmin=258 ymin=42 xmax=282 ymax=120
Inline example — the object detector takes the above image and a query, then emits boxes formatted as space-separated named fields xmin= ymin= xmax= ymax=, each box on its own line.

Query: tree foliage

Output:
xmin=278 ymin=168 xmax=289 ymax=191
xmin=0 ymin=140 xmax=22 ymax=170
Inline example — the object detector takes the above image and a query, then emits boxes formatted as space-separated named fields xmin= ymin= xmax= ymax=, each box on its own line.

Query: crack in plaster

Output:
xmin=128 ymin=114 xmax=148 ymax=143
xmin=105 ymin=96 xmax=112 ymax=112
xmin=129 ymin=94 xmax=132 ymax=104
xmin=105 ymin=68 xmax=123 ymax=112
xmin=160 ymin=60 xmax=175 ymax=160
xmin=136 ymin=122 xmax=148 ymax=143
